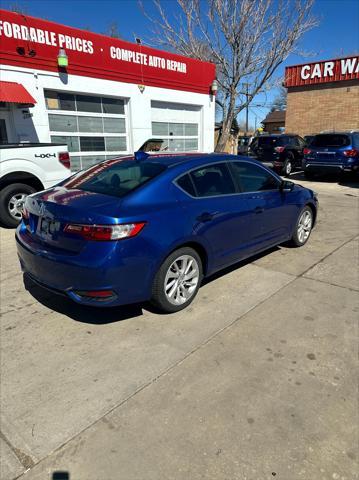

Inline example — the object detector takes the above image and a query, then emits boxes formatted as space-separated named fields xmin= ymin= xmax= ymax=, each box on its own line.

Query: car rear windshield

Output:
xmin=311 ymin=134 xmax=350 ymax=147
xmin=257 ymin=137 xmax=285 ymax=146
xmin=62 ymin=159 xmax=167 ymax=197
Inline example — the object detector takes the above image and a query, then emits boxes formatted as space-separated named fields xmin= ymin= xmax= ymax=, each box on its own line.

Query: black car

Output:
xmin=237 ymin=136 xmax=252 ymax=155
xmin=249 ymin=134 xmax=307 ymax=177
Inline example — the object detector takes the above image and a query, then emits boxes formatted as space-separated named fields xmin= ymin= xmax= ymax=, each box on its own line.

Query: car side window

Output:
xmin=230 ymin=162 xmax=280 ymax=192
xmin=352 ymin=133 xmax=359 ymax=148
xmin=190 ymin=163 xmax=236 ymax=197
xmin=176 ymin=173 xmax=196 ymax=197
xmin=297 ymin=137 xmax=306 ymax=147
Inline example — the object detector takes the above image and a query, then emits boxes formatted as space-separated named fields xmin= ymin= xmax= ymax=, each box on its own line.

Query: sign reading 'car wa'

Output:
xmin=284 ymin=55 xmax=359 ymax=87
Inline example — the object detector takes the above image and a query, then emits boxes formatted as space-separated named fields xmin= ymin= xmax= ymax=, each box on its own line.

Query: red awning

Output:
xmin=0 ymin=81 xmax=36 ymax=105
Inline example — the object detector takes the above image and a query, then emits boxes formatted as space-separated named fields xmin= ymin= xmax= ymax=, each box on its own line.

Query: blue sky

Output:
xmin=2 ymin=0 xmax=359 ymax=127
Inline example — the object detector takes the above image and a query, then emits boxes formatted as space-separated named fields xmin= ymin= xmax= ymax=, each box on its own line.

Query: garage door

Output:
xmin=151 ymin=101 xmax=201 ymax=152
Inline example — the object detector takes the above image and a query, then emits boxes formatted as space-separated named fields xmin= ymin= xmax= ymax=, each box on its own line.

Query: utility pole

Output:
xmin=244 ymin=83 xmax=249 ymax=136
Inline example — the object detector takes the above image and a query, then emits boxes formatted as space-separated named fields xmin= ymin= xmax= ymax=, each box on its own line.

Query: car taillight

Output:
xmin=64 ymin=222 xmax=146 ymax=241
xmin=343 ymin=149 xmax=359 ymax=157
xmin=59 ymin=152 xmax=71 ymax=169
xmin=274 ymin=146 xmax=285 ymax=153
xmin=303 ymin=148 xmax=312 ymax=155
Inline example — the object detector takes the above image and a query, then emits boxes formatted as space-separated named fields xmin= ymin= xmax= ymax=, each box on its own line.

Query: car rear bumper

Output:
xmin=304 ymin=162 xmax=359 ymax=173
xmin=16 ymin=226 xmax=154 ymax=307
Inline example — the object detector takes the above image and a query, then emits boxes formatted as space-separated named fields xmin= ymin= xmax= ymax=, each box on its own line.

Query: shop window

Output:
xmin=76 ymin=95 xmax=102 ymax=113
xmin=185 ymin=124 xmax=198 ymax=136
xmin=51 ymin=135 xmax=79 ymax=152
xmin=104 ymin=118 xmax=126 ymax=133
xmin=151 ymin=122 xmax=199 ymax=152
xmin=152 ymin=122 xmax=169 ymax=136
xmin=169 ymin=123 xmax=184 ymax=136
xmin=49 ymin=114 xmax=77 ymax=132
xmin=46 ymin=90 xmax=128 ymax=171
xmin=102 ymin=97 xmax=125 ymax=114
xmin=105 ymin=137 xmax=127 ymax=151
xmin=45 ymin=91 xmax=75 ymax=111
xmin=80 ymin=136 xmax=105 ymax=151
xmin=185 ymin=138 xmax=198 ymax=150
xmin=78 ymin=116 xmax=103 ymax=132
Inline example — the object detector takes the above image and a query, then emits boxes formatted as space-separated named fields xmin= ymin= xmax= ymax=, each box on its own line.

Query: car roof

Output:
xmin=113 ymin=152 xmax=243 ymax=169
xmin=315 ymin=131 xmax=357 ymax=135
xmin=255 ymin=134 xmax=297 ymax=138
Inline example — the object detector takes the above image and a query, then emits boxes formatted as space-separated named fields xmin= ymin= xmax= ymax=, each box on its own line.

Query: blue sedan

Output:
xmin=16 ymin=153 xmax=318 ymax=313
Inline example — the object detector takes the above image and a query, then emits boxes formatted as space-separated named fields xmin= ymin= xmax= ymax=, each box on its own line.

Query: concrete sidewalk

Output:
xmin=0 ymin=176 xmax=358 ymax=480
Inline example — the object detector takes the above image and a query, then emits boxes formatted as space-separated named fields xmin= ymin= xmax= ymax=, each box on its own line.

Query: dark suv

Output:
xmin=303 ymin=132 xmax=359 ymax=178
xmin=249 ymin=134 xmax=306 ymax=177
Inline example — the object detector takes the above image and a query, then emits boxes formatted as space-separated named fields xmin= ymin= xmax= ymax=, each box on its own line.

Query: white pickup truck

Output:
xmin=0 ymin=143 xmax=71 ymax=227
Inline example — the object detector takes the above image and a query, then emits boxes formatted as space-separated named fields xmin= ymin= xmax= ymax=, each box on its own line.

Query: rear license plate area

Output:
xmin=39 ymin=218 xmax=60 ymax=238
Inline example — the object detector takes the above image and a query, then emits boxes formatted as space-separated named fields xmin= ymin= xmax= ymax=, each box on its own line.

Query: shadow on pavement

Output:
xmin=202 ymin=245 xmax=280 ymax=285
xmin=290 ymin=171 xmax=359 ymax=189
xmin=23 ymin=274 xmax=143 ymax=324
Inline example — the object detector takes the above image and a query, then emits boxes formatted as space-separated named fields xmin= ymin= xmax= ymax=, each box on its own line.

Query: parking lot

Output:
xmin=1 ymin=174 xmax=358 ymax=480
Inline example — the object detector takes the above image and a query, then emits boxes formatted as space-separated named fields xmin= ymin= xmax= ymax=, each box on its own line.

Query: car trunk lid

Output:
xmin=23 ymin=187 xmax=122 ymax=254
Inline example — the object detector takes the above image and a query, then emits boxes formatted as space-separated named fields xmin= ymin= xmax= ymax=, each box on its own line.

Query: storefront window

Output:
xmin=49 ymin=114 xmax=77 ymax=132
xmin=76 ymin=95 xmax=102 ymax=113
xmin=152 ymin=122 xmax=199 ymax=152
xmin=45 ymin=90 xmax=128 ymax=171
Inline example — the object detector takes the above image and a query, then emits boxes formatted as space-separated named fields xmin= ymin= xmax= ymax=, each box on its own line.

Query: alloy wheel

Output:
xmin=285 ymin=161 xmax=292 ymax=175
xmin=297 ymin=210 xmax=312 ymax=244
xmin=164 ymin=255 xmax=200 ymax=305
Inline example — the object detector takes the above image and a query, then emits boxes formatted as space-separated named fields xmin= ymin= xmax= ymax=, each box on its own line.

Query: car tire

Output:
xmin=282 ymin=155 xmax=294 ymax=177
xmin=0 ymin=183 xmax=36 ymax=228
xmin=151 ymin=247 xmax=203 ymax=313
xmin=289 ymin=206 xmax=314 ymax=247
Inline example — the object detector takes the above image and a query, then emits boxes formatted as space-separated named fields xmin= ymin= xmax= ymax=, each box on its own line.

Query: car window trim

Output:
xmin=173 ymin=158 xmax=282 ymax=198
xmin=173 ymin=159 xmax=240 ymax=199
xmin=228 ymin=159 xmax=282 ymax=194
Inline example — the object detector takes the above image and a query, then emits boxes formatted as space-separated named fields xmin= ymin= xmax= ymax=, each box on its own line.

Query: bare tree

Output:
xmin=104 ymin=22 xmax=122 ymax=39
xmin=270 ymin=85 xmax=288 ymax=111
xmin=143 ymin=0 xmax=317 ymax=151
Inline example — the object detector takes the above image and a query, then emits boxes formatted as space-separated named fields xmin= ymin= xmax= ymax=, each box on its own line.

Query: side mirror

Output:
xmin=280 ymin=180 xmax=295 ymax=193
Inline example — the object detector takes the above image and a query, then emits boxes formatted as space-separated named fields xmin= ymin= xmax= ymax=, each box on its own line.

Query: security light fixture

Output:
xmin=211 ymin=79 xmax=218 ymax=95
xmin=57 ymin=49 xmax=68 ymax=68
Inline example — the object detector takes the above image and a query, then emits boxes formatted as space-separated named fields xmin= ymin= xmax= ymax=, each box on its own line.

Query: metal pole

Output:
xmin=245 ymin=83 xmax=249 ymax=136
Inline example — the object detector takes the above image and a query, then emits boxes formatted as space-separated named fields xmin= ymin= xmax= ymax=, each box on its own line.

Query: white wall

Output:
xmin=0 ymin=64 xmax=215 ymax=152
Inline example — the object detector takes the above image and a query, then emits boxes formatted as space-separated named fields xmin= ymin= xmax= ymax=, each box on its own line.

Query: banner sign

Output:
xmin=285 ymin=56 xmax=359 ymax=87
xmin=0 ymin=9 xmax=215 ymax=94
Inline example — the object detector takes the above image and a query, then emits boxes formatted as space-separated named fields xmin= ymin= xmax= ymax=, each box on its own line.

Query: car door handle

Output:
xmin=254 ymin=206 xmax=264 ymax=214
xmin=197 ymin=212 xmax=214 ymax=222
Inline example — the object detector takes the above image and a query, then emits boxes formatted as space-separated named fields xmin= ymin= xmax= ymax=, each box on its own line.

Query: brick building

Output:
xmin=284 ymin=55 xmax=359 ymax=137
xmin=261 ymin=110 xmax=286 ymax=134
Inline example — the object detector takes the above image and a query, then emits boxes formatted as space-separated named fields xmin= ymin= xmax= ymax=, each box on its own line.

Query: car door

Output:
xmin=293 ymin=136 xmax=306 ymax=166
xmin=176 ymin=162 xmax=255 ymax=269
xmin=229 ymin=160 xmax=295 ymax=253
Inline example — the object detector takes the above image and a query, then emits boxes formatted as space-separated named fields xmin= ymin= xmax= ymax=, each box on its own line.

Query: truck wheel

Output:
xmin=0 ymin=183 xmax=36 ymax=228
